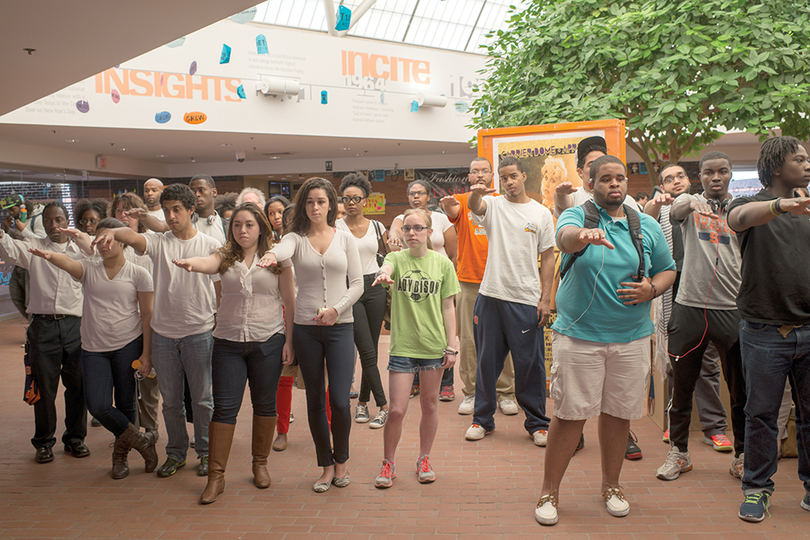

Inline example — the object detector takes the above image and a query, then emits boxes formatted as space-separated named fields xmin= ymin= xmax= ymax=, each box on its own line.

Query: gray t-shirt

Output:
xmin=673 ymin=192 xmax=741 ymax=310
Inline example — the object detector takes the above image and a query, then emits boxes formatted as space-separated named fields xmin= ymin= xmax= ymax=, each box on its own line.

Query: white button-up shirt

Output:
xmin=0 ymin=234 xmax=86 ymax=316
xmin=212 ymin=254 xmax=289 ymax=342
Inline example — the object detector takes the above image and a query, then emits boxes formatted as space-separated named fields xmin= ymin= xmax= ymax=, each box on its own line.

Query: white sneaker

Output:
xmin=458 ymin=394 xmax=475 ymax=415
xmin=465 ymin=423 xmax=492 ymax=441
xmin=499 ymin=399 xmax=519 ymax=415
xmin=532 ymin=429 xmax=548 ymax=447
xmin=656 ymin=447 xmax=692 ymax=481
xmin=535 ymin=494 xmax=558 ymax=525
xmin=603 ymin=485 xmax=630 ymax=517
xmin=369 ymin=409 xmax=388 ymax=429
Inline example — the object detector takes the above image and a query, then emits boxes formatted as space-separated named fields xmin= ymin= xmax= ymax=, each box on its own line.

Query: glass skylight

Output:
xmin=253 ymin=0 xmax=529 ymax=54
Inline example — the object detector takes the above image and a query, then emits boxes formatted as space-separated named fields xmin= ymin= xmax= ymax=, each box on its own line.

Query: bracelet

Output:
xmin=771 ymin=197 xmax=785 ymax=217
xmin=443 ymin=347 xmax=459 ymax=356
xmin=650 ymin=283 xmax=659 ymax=299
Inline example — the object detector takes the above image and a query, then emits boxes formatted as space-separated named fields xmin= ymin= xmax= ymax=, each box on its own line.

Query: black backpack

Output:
xmin=559 ymin=200 xmax=645 ymax=282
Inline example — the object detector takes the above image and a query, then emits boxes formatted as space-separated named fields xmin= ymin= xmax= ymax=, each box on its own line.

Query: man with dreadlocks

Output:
xmin=727 ymin=135 xmax=810 ymax=523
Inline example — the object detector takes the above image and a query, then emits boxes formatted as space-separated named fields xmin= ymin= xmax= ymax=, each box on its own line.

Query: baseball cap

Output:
xmin=576 ymin=136 xmax=607 ymax=167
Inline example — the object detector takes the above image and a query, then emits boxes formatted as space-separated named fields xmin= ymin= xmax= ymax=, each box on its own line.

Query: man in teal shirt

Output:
xmin=534 ymin=155 xmax=676 ymax=526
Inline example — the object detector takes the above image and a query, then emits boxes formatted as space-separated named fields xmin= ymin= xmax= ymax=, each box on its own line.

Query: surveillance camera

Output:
xmin=236 ymin=151 xmax=246 ymax=163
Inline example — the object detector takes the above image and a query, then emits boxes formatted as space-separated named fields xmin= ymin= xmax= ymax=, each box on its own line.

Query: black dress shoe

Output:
xmin=64 ymin=442 xmax=91 ymax=458
xmin=35 ymin=447 xmax=54 ymax=463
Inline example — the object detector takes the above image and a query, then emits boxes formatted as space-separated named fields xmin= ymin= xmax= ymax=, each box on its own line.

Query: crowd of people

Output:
xmin=1 ymin=135 xmax=808 ymax=526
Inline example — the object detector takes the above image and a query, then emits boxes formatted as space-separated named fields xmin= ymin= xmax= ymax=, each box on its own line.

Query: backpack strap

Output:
xmin=559 ymin=200 xmax=600 ymax=281
xmin=623 ymin=204 xmax=646 ymax=280
xmin=559 ymin=201 xmax=646 ymax=282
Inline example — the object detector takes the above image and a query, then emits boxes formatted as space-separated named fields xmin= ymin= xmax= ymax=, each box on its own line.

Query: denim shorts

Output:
xmin=388 ymin=355 xmax=443 ymax=373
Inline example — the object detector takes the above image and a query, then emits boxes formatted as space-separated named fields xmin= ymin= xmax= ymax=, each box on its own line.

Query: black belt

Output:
xmin=33 ymin=314 xmax=76 ymax=320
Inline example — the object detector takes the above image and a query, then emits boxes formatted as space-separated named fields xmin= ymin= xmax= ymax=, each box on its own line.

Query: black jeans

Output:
xmin=211 ymin=334 xmax=285 ymax=424
xmin=293 ymin=323 xmax=355 ymax=467
xmin=27 ymin=315 xmax=86 ymax=449
xmin=81 ymin=336 xmax=143 ymax=437
xmin=667 ymin=303 xmax=746 ymax=456
xmin=354 ymin=274 xmax=387 ymax=406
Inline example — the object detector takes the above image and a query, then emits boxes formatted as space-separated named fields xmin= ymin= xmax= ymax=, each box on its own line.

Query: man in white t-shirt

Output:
xmin=137 ymin=175 xmax=226 ymax=244
xmin=464 ymin=156 xmax=556 ymax=447
xmin=143 ymin=178 xmax=166 ymax=222
xmin=94 ymin=183 xmax=222 ymax=478
xmin=554 ymin=136 xmax=639 ymax=218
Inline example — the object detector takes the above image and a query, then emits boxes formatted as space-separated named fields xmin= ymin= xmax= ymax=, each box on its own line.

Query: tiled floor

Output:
xmin=0 ymin=318 xmax=807 ymax=539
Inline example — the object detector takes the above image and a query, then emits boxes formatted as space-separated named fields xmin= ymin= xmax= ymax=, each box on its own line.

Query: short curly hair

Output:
xmin=160 ymin=183 xmax=195 ymax=210
xmin=339 ymin=173 xmax=372 ymax=198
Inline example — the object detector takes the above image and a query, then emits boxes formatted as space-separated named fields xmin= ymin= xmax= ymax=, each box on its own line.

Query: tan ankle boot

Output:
xmin=199 ymin=422 xmax=235 ymax=504
xmin=252 ymin=415 xmax=277 ymax=488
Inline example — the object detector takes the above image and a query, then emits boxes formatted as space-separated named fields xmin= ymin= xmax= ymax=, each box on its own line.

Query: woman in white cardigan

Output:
xmin=260 ymin=177 xmax=363 ymax=492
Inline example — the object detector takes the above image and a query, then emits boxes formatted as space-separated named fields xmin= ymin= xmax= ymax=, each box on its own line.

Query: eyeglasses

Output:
xmin=402 ymin=225 xmax=429 ymax=233
xmin=339 ymin=196 xmax=363 ymax=204
xmin=79 ymin=219 xmax=99 ymax=226
xmin=662 ymin=172 xmax=688 ymax=184
xmin=408 ymin=191 xmax=427 ymax=197
xmin=469 ymin=170 xmax=491 ymax=176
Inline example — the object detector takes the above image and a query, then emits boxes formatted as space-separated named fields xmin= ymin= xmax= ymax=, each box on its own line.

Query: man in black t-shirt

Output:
xmin=727 ymin=136 xmax=810 ymax=523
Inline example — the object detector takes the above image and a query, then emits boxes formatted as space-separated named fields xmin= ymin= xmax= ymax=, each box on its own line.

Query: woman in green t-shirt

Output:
xmin=371 ymin=208 xmax=460 ymax=489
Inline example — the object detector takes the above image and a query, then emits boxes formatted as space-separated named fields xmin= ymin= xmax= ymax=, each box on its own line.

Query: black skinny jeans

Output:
xmin=293 ymin=323 xmax=355 ymax=467
xmin=354 ymin=274 xmax=387 ymax=406
xmin=667 ymin=303 xmax=747 ymax=456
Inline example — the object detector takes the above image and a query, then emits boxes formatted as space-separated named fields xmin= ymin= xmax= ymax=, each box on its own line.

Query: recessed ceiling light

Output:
xmin=220 ymin=143 xmax=231 ymax=147
xmin=120 ymin=148 xmax=126 ymax=151
xmin=156 ymin=155 xmax=167 ymax=158
xmin=66 ymin=139 xmax=78 ymax=143
xmin=270 ymin=156 xmax=279 ymax=159
xmin=341 ymin=147 xmax=351 ymax=150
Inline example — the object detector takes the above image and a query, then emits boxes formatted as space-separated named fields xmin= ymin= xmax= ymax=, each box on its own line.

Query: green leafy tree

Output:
xmin=472 ymin=0 xmax=810 ymax=186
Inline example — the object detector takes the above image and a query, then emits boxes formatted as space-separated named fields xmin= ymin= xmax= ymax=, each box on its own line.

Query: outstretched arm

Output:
xmin=93 ymin=227 xmax=147 ymax=254
xmin=28 ymin=248 xmax=84 ymax=280
xmin=57 ymin=228 xmax=94 ymax=256
xmin=728 ymin=197 xmax=810 ymax=232
xmin=172 ymin=253 xmax=222 ymax=274
xmin=554 ymin=182 xmax=577 ymax=218
xmin=126 ymin=208 xmax=170 ymax=233
xmin=556 ymin=225 xmax=615 ymax=254
xmin=468 ymin=184 xmax=495 ymax=216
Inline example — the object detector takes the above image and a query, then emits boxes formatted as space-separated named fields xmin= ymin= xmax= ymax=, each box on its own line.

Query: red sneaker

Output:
xmin=439 ymin=385 xmax=455 ymax=402
xmin=703 ymin=434 xmax=733 ymax=452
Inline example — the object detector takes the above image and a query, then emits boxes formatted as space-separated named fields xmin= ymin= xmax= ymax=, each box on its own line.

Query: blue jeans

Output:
xmin=293 ymin=323 xmax=355 ymax=467
xmin=211 ymin=334 xmax=285 ymax=424
xmin=151 ymin=330 xmax=213 ymax=461
xmin=81 ymin=336 xmax=143 ymax=437
xmin=740 ymin=320 xmax=810 ymax=496
xmin=473 ymin=295 xmax=549 ymax=434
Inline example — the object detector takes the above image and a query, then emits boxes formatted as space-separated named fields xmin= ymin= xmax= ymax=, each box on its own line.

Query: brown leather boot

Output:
xmin=111 ymin=437 xmax=130 ymax=480
xmin=199 ymin=422 xmax=235 ymax=504
xmin=119 ymin=423 xmax=158 ymax=473
xmin=252 ymin=415 xmax=277 ymax=489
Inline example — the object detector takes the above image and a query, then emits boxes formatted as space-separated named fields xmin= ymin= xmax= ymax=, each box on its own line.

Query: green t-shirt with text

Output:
xmin=384 ymin=250 xmax=460 ymax=359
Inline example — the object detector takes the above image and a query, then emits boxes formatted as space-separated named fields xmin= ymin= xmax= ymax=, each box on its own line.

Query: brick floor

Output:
xmin=0 ymin=318 xmax=807 ymax=539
